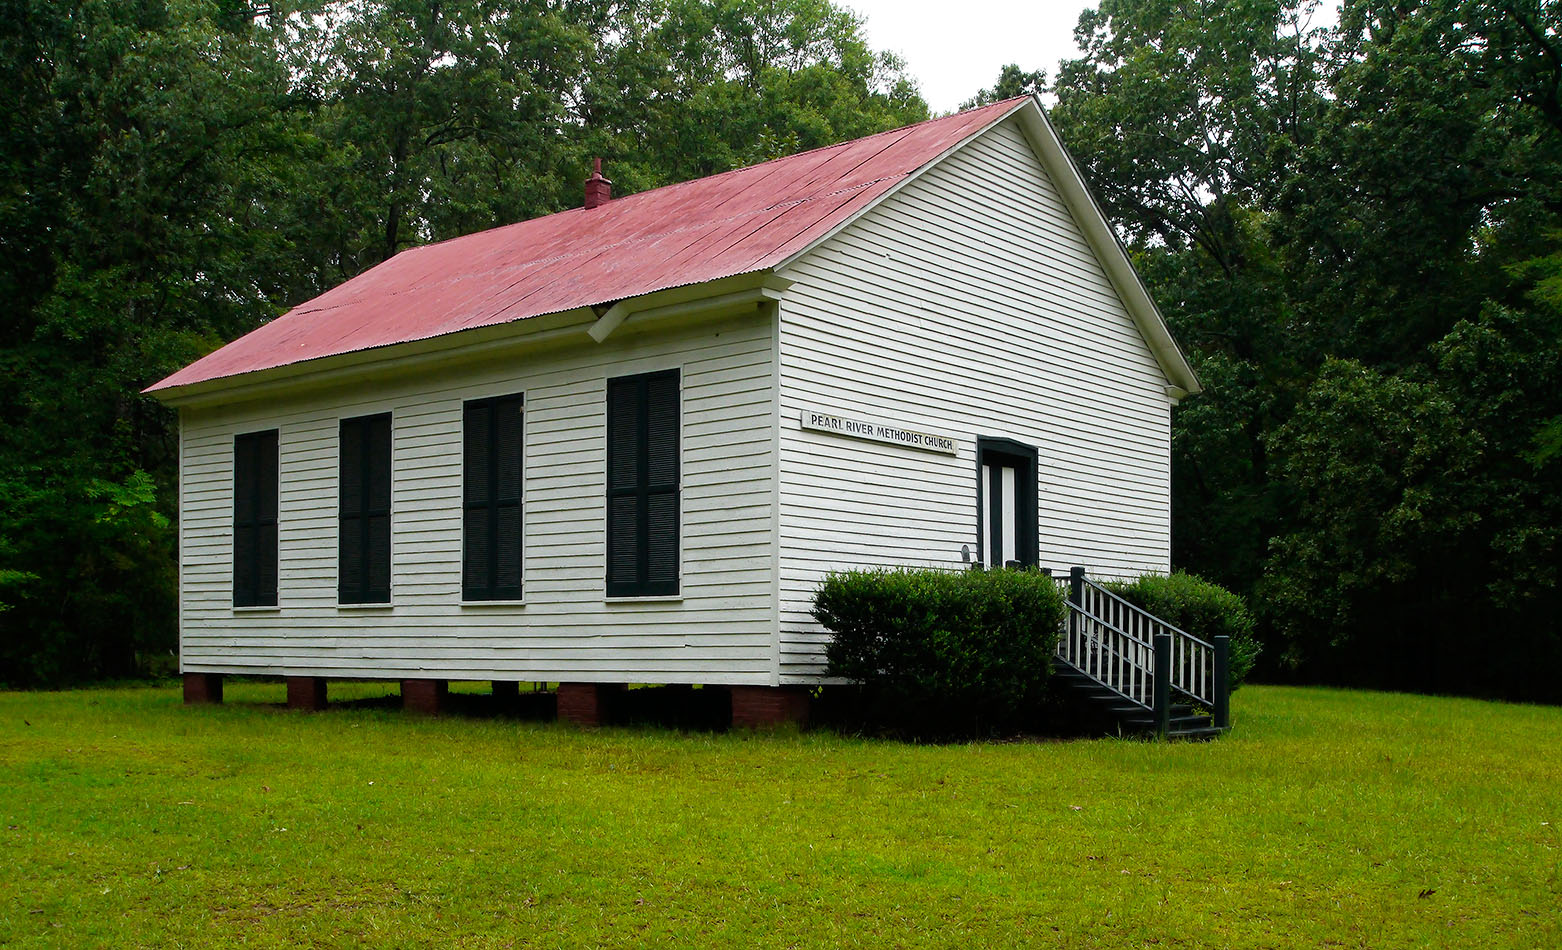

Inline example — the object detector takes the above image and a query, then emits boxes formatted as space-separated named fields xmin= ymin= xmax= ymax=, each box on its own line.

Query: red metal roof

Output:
xmin=148 ymin=97 xmax=1028 ymax=394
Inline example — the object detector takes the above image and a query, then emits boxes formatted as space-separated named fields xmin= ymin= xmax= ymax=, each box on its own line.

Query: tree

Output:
xmin=1046 ymin=0 xmax=1562 ymax=698
xmin=0 ymin=0 xmax=929 ymax=685
xmin=1046 ymin=0 xmax=1331 ymax=605
xmin=618 ymin=0 xmax=928 ymax=183
xmin=0 ymin=0 xmax=305 ymax=683
xmin=1264 ymin=288 xmax=1562 ymax=699
xmin=274 ymin=0 xmax=928 ymax=289
xmin=960 ymin=64 xmax=1046 ymax=110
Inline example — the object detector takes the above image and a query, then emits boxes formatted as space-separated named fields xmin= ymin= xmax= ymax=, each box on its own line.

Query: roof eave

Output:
xmin=148 ymin=271 xmax=791 ymax=409
xmin=145 ymin=306 xmax=597 ymax=408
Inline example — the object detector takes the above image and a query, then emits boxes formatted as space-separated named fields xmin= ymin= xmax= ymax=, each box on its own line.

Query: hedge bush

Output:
xmin=815 ymin=567 xmax=1065 ymax=734
xmin=1104 ymin=571 xmax=1260 ymax=688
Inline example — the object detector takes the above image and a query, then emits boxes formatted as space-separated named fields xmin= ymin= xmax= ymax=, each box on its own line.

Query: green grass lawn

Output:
xmin=1 ymin=682 xmax=1557 ymax=948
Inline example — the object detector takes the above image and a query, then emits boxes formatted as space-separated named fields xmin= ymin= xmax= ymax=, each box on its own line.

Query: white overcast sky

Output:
xmin=844 ymin=0 xmax=1095 ymax=113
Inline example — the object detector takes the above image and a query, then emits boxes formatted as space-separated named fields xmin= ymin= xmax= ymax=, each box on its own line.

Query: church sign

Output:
xmin=799 ymin=409 xmax=959 ymax=455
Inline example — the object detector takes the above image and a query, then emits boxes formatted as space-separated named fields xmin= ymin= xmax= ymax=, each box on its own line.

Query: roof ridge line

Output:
xmin=146 ymin=96 xmax=1040 ymax=396
xmin=403 ymin=98 xmax=1026 ymax=257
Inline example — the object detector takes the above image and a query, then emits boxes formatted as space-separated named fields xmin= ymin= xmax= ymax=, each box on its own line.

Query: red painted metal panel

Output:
xmin=148 ymin=98 xmax=1026 ymax=394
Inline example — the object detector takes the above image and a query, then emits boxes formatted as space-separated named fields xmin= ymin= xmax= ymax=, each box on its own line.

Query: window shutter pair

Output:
xmin=339 ymin=413 xmax=392 ymax=603
xmin=233 ymin=430 xmax=278 ymax=607
xmin=606 ymin=370 xmax=680 ymax=597
xmin=463 ymin=394 xmax=524 ymax=600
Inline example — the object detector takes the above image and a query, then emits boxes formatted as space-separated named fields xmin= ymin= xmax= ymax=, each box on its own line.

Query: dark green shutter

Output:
xmin=234 ymin=435 xmax=257 ymax=606
xmin=463 ymin=401 xmax=492 ymax=596
xmin=257 ymin=430 xmax=278 ymax=602
xmin=606 ymin=377 xmax=641 ymax=594
xmin=644 ymin=372 xmax=680 ymax=590
xmin=606 ymin=370 xmax=679 ymax=596
xmin=463 ymin=394 xmax=523 ymax=600
xmin=339 ymin=413 xmax=391 ymax=604
xmin=338 ymin=418 xmax=364 ymax=599
xmin=364 ymin=415 xmax=392 ymax=602
xmin=494 ymin=396 xmax=524 ymax=595
xmin=233 ymin=429 xmax=278 ymax=607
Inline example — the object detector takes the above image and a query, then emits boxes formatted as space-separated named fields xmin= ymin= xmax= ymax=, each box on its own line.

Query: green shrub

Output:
xmin=1104 ymin=572 xmax=1261 ymax=688
xmin=815 ymin=567 xmax=1065 ymax=734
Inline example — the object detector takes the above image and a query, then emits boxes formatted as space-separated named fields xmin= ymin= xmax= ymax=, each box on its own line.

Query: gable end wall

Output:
xmin=775 ymin=117 xmax=1174 ymax=682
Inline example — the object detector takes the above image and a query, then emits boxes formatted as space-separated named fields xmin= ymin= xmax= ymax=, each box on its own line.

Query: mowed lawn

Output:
xmin=0 ymin=683 xmax=1557 ymax=948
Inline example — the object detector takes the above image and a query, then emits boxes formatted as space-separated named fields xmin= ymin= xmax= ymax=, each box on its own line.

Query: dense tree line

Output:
xmin=3 ymin=0 xmax=1558 ymax=702
xmin=0 ymin=0 xmax=925 ymax=684
xmin=1044 ymin=0 xmax=1562 ymax=699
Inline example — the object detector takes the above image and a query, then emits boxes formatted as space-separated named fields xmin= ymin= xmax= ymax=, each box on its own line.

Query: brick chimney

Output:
xmin=584 ymin=158 xmax=611 ymax=209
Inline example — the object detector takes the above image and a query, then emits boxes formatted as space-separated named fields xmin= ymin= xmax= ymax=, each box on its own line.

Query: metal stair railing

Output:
xmin=1057 ymin=597 xmax=1156 ymax=710
xmin=1053 ymin=566 xmax=1232 ymax=736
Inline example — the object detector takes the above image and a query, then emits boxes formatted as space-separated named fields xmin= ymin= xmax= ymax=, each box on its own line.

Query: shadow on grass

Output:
xmin=240 ymin=681 xmax=1130 ymax=742
xmin=312 ymin=683 xmax=735 ymax=732
xmin=599 ymin=685 xmax=733 ymax=731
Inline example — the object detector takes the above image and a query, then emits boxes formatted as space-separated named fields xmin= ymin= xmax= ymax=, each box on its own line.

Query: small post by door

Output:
xmin=976 ymin=437 xmax=1038 ymax=569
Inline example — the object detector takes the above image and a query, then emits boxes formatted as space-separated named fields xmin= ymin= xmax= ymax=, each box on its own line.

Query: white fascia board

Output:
xmin=588 ymin=273 xmax=791 ymax=343
xmin=151 ymin=307 xmax=596 ymax=409
xmin=152 ymin=271 xmax=793 ymax=409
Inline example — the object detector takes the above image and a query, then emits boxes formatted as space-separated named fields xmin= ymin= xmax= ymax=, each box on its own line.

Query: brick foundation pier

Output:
xmin=557 ymin=683 xmax=619 ymax=726
xmin=182 ymin=672 xmax=223 ymax=705
xmin=286 ymin=676 xmax=328 ymax=711
xmin=402 ymin=679 xmax=448 ymax=715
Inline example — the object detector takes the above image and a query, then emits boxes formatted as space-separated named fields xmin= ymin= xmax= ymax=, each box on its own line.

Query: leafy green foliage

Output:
xmin=0 ymin=0 xmax=927 ymax=685
xmin=815 ymin=567 xmax=1064 ymax=735
xmin=635 ymin=0 xmax=927 ymax=180
xmin=0 ymin=0 xmax=294 ymax=684
xmin=959 ymin=63 xmax=1046 ymax=109
xmin=271 ymin=0 xmax=928 ymax=278
xmin=1039 ymin=0 xmax=1562 ymax=700
xmin=1263 ymin=301 xmax=1562 ymax=699
xmin=1105 ymin=572 xmax=1260 ymax=688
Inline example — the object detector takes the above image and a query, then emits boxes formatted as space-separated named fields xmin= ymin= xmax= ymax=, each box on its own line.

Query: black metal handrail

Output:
xmin=1056 ymin=566 xmax=1232 ymax=737
xmin=1062 ymin=600 xmax=1156 ymax=708
xmin=1083 ymin=578 xmax=1212 ymax=650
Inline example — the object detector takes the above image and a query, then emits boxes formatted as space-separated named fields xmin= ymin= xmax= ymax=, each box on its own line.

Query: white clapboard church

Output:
xmin=148 ymin=95 xmax=1201 ymax=726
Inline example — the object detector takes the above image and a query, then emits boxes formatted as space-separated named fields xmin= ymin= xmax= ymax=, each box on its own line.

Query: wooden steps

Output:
xmin=1050 ymin=567 xmax=1232 ymax=741
xmin=1052 ymin=661 xmax=1226 ymax=740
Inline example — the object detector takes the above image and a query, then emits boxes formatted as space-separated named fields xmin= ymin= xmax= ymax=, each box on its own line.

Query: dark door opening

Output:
xmin=976 ymin=437 xmax=1038 ymax=569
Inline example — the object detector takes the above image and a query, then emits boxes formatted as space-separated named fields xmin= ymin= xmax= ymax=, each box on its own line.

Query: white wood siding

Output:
xmin=178 ymin=311 xmax=777 ymax=684
xmin=775 ymin=117 xmax=1174 ymax=682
